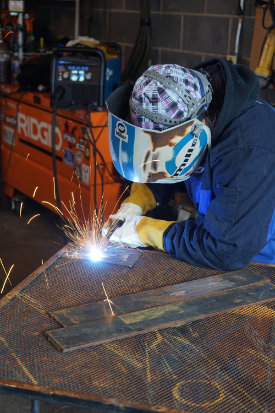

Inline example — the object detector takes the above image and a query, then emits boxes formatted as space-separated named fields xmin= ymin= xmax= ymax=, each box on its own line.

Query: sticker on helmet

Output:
xmin=115 ymin=121 xmax=128 ymax=142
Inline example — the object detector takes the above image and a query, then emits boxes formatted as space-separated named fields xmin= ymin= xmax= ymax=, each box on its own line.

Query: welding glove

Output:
xmin=110 ymin=215 xmax=175 ymax=250
xmin=103 ymin=183 xmax=157 ymax=236
xmin=110 ymin=183 xmax=157 ymax=221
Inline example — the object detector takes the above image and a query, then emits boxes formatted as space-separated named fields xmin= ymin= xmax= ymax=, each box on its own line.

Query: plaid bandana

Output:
xmin=130 ymin=64 xmax=209 ymax=131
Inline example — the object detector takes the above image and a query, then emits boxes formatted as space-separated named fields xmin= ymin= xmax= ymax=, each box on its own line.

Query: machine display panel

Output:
xmin=57 ymin=61 xmax=94 ymax=83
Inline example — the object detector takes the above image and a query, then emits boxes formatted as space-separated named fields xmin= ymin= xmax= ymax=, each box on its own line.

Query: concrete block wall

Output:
xmin=89 ymin=0 xmax=256 ymax=69
xmin=25 ymin=0 xmax=256 ymax=70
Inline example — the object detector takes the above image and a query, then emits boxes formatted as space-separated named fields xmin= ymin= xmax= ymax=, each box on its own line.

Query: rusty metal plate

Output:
xmin=0 ymin=249 xmax=274 ymax=412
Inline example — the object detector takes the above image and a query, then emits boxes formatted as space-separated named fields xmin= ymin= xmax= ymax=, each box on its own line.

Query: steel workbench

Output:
xmin=0 ymin=247 xmax=274 ymax=412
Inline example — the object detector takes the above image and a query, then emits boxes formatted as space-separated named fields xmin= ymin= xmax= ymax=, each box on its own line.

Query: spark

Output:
xmin=49 ymin=185 xmax=129 ymax=264
xmin=0 ymin=337 xmax=38 ymax=384
xmin=41 ymin=201 xmax=63 ymax=215
xmin=4 ymin=31 xmax=13 ymax=40
xmin=25 ymin=153 xmax=30 ymax=160
xmin=32 ymin=186 xmax=38 ymax=197
xmin=57 ymin=189 xmax=113 ymax=261
xmin=18 ymin=292 xmax=46 ymax=313
xmin=0 ymin=259 xmax=14 ymax=294
xmin=102 ymin=282 xmax=115 ymax=316
xmin=71 ymin=191 xmax=75 ymax=206
xmin=19 ymin=202 xmax=23 ymax=217
xmin=27 ymin=214 xmax=40 ymax=225
xmin=41 ymin=259 xmax=49 ymax=288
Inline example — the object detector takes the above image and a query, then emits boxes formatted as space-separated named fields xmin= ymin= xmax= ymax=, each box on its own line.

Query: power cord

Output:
xmin=51 ymin=86 xmax=65 ymax=213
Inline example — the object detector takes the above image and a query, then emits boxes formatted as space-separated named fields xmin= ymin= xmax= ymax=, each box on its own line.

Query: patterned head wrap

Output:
xmin=130 ymin=64 xmax=212 ymax=131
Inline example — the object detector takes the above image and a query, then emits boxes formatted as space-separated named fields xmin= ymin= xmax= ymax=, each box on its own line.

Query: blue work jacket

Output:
xmin=161 ymin=99 xmax=275 ymax=270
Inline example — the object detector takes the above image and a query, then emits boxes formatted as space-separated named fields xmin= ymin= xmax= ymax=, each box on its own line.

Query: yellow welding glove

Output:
xmin=121 ymin=183 xmax=157 ymax=215
xmin=110 ymin=215 xmax=175 ymax=251
xmin=105 ymin=183 xmax=156 ymax=231
xmin=136 ymin=217 xmax=176 ymax=250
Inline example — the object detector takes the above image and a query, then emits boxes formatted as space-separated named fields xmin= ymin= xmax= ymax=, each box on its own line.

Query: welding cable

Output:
xmin=84 ymin=111 xmax=122 ymax=182
xmin=51 ymin=86 xmax=65 ymax=213
xmin=0 ymin=91 xmax=26 ymax=183
xmin=122 ymin=0 xmax=152 ymax=82
xmin=83 ymin=111 xmax=124 ymax=221
xmin=86 ymin=112 xmax=105 ymax=217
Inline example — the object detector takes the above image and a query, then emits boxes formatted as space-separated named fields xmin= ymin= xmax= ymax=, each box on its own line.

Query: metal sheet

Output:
xmin=65 ymin=246 xmax=142 ymax=267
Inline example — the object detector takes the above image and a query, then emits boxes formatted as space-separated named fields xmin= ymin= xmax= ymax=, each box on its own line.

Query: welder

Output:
xmin=105 ymin=58 xmax=275 ymax=270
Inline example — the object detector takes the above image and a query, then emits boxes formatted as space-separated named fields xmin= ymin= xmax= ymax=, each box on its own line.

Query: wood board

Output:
xmin=46 ymin=271 xmax=275 ymax=352
xmin=50 ymin=270 xmax=264 ymax=327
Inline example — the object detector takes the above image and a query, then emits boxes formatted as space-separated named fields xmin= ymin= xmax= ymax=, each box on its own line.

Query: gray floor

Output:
xmin=0 ymin=189 xmax=99 ymax=412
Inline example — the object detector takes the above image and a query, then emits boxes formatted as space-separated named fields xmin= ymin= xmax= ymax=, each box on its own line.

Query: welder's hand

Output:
xmin=109 ymin=215 xmax=144 ymax=248
xmin=110 ymin=215 xmax=176 ymax=251
xmin=102 ymin=203 xmax=142 ymax=237
xmin=109 ymin=202 xmax=142 ymax=221
xmin=103 ymin=183 xmax=157 ymax=237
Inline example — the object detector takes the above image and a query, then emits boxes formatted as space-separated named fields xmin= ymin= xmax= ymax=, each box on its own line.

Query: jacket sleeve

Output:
xmin=163 ymin=141 xmax=275 ymax=270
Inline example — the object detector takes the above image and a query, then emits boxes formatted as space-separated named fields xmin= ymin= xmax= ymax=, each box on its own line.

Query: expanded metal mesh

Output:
xmin=0 ymin=250 xmax=274 ymax=412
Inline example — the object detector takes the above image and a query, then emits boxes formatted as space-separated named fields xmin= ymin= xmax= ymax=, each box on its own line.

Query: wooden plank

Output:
xmin=46 ymin=280 xmax=275 ymax=352
xmin=50 ymin=270 xmax=266 ymax=327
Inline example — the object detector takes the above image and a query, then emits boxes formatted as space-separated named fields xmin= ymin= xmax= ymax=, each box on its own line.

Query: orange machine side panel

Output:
xmin=0 ymin=88 xmax=123 ymax=223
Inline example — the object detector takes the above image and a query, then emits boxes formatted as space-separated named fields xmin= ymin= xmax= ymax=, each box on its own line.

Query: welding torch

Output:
xmin=103 ymin=219 xmax=124 ymax=240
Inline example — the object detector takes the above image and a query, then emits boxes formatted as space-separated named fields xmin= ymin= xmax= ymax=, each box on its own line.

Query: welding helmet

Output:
xmin=106 ymin=64 xmax=212 ymax=184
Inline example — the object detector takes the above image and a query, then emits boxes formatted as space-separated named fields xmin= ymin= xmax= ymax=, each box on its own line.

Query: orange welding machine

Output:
xmin=0 ymin=84 xmax=123 ymax=222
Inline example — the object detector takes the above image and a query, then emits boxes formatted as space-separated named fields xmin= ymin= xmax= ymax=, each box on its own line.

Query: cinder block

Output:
xmin=51 ymin=7 xmax=75 ymax=39
xmin=151 ymin=48 xmax=160 ymax=65
xmin=151 ymin=14 xmax=181 ymax=48
xmin=183 ymin=15 xmax=229 ymax=55
xmin=207 ymin=1 xmax=254 ymax=17
xmin=122 ymin=46 xmax=158 ymax=75
xmin=92 ymin=0 xmax=123 ymax=9
xmin=108 ymin=12 xmax=140 ymax=43
xmin=125 ymin=0 xmax=161 ymax=11
xmin=91 ymin=10 xmax=108 ymax=40
xmin=160 ymin=50 xmax=204 ymax=68
xmin=206 ymin=0 xmax=241 ymax=15
xmin=163 ymin=0 xmax=205 ymax=13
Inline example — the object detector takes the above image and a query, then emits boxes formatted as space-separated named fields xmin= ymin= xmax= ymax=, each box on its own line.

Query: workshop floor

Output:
xmin=0 ymin=188 xmax=99 ymax=412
